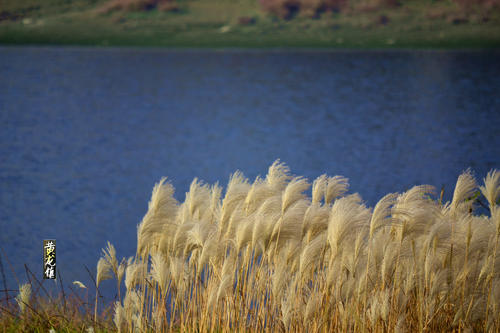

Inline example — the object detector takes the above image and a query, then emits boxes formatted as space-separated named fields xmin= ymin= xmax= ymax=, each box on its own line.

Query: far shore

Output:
xmin=1 ymin=0 xmax=500 ymax=49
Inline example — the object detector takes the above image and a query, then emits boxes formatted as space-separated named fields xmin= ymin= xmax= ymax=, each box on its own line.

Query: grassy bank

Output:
xmin=1 ymin=0 xmax=500 ymax=48
xmin=3 ymin=161 xmax=499 ymax=332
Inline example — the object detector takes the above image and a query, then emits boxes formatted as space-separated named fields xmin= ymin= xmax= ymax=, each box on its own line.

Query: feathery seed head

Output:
xmin=96 ymin=257 xmax=112 ymax=288
xmin=327 ymin=194 xmax=370 ymax=255
xmin=220 ymin=171 xmax=250 ymax=229
xmin=137 ymin=178 xmax=178 ymax=258
xmin=451 ymin=169 xmax=477 ymax=213
xmin=125 ymin=260 xmax=147 ymax=291
xmin=282 ymin=176 xmax=310 ymax=214
xmin=16 ymin=283 xmax=31 ymax=314
xmin=103 ymin=241 xmax=118 ymax=271
xmin=312 ymin=174 xmax=328 ymax=204
xmin=480 ymin=169 xmax=500 ymax=208
xmin=198 ymin=228 xmax=219 ymax=269
xmin=325 ymin=175 xmax=349 ymax=204
xmin=304 ymin=291 xmax=322 ymax=324
xmin=266 ymin=159 xmax=291 ymax=191
xmin=300 ymin=233 xmax=327 ymax=278
xmin=117 ymin=257 xmax=128 ymax=286
xmin=113 ymin=301 xmax=125 ymax=333
xmin=150 ymin=253 xmax=170 ymax=294
xmin=370 ymin=192 xmax=398 ymax=238
xmin=73 ymin=280 xmax=87 ymax=289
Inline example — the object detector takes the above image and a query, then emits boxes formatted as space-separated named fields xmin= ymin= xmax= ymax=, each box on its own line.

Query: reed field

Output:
xmin=4 ymin=160 xmax=500 ymax=332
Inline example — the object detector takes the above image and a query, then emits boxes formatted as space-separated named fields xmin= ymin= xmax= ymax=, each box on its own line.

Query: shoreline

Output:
xmin=1 ymin=44 xmax=500 ymax=51
xmin=2 ymin=20 xmax=499 ymax=50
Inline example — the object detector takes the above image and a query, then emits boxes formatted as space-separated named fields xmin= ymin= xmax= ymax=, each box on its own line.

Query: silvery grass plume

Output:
xmin=124 ymin=259 xmax=147 ymax=291
xmin=120 ymin=289 xmax=143 ymax=331
xmin=102 ymin=241 xmax=118 ymax=276
xmin=101 ymin=242 xmax=128 ymax=300
xmin=96 ymin=256 xmax=112 ymax=288
xmin=150 ymin=253 xmax=170 ymax=296
xmin=220 ymin=171 xmax=251 ymax=234
xmin=445 ymin=169 xmax=477 ymax=217
xmin=94 ymin=255 xmax=112 ymax=323
xmin=266 ymin=159 xmax=291 ymax=191
xmin=137 ymin=178 xmax=178 ymax=258
xmin=480 ymin=169 xmax=500 ymax=208
xmin=327 ymin=193 xmax=370 ymax=258
xmin=73 ymin=280 xmax=87 ymax=289
xmin=311 ymin=174 xmax=327 ymax=205
xmin=92 ymin=161 xmax=500 ymax=332
xmin=325 ymin=175 xmax=349 ymax=204
xmin=16 ymin=283 xmax=31 ymax=315
xmin=113 ymin=301 xmax=125 ymax=333
xmin=244 ymin=176 xmax=274 ymax=215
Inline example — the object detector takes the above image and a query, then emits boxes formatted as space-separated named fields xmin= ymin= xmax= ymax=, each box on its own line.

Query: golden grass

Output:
xmin=91 ymin=160 xmax=500 ymax=332
xmin=4 ymin=161 xmax=499 ymax=332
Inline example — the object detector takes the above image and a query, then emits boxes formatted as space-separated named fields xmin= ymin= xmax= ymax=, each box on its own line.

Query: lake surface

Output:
xmin=0 ymin=47 xmax=499 ymax=298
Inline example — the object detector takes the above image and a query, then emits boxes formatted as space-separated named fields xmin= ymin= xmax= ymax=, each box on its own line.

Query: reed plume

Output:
xmin=15 ymin=283 xmax=31 ymax=315
xmin=94 ymin=257 xmax=112 ymax=323
xmin=480 ymin=170 xmax=500 ymax=208
xmin=73 ymin=280 xmax=87 ymax=289
xmin=137 ymin=178 xmax=178 ymax=258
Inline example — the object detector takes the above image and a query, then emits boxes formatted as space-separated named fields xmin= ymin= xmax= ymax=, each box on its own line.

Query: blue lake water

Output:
xmin=0 ymin=47 xmax=499 ymax=299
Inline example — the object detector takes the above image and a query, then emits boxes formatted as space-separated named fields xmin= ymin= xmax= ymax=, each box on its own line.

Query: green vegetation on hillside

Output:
xmin=0 ymin=0 xmax=499 ymax=47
